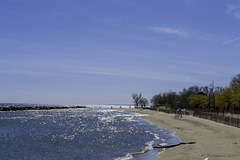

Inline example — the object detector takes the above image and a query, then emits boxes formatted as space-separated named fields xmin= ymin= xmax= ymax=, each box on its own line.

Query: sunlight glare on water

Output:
xmin=0 ymin=104 xmax=180 ymax=160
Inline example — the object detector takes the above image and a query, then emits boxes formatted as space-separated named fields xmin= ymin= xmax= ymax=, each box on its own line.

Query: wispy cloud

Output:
xmin=148 ymin=27 xmax=189 ymax=37
xmin=227 ymin=3 xmax=240 ymax=19
xmin=223 ymin=36 xmax=240 ymax=45
xmin=0 ymin=60 xmax=220 ymax=84
xmin=0 ymin=68 xmax=64 ymax=77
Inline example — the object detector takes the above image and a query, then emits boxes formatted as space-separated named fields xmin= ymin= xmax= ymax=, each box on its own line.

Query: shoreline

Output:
xmin=125 ymin=109 xmax=240 ymax=160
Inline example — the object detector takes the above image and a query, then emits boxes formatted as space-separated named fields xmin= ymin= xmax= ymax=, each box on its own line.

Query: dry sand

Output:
xmin=126 ymin=109 xmax=240 ymax=160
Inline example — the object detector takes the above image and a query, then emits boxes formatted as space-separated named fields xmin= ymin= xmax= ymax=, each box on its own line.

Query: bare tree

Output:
xmin=209 ymin=81 xmax=215 ymax=109
xmin=132 ymin=93 xmax=142 ymax=108
xmin=139 ymin=98 xmax=149 ymax=108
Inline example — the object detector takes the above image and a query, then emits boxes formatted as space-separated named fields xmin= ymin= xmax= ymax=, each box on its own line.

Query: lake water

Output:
xmin=0 ymin=104 xmax=180 ymax=160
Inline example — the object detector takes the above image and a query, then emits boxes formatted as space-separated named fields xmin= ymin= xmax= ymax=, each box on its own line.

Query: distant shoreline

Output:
xmin=0 ymin=105 xmax=86 ymax=111
xmin=125 ymin=109 xmax=240 ymax=160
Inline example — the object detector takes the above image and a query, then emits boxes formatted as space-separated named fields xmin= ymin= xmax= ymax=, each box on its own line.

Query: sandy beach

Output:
xmin=126 ymin=109 xmax=240 ymax=160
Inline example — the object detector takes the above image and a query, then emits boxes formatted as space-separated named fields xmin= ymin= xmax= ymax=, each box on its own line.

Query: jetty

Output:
xmin=0 ymin=105 xmax=86 ymax=111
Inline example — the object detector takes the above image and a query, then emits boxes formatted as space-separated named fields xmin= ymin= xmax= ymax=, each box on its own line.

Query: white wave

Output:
xmin=0 ymin=116 xmax=27 ymax=120
xmin=86 ymin=104 xmax=131 ymax=109
xmin=145 ymin=140 xmax=154 ymax=150
xmin=125 ymin=116 xmax=135 ymax=122
xmin=115 ymin=139 xmax=156 ymax=160
xmin=133 ymin=113 xmax=149 ymax=117
xmin=158 ymin=143 xmax=168 ymax=146
xmin=154 ymin=133 xmax=160 ymax=140
xmin=148 ymin=131 xmax=160 ymax=140
xmin=114 ymin=153 xmax=133 ymax=160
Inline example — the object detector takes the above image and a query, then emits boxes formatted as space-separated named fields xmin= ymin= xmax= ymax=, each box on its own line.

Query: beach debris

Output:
xmin=153 ymin=141 xmax=196 ymax=148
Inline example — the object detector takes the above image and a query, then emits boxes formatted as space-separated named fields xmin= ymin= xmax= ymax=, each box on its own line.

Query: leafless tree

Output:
xmin=131 ymin=93 xmax=142 ymax=108
xmin=139 ymin=98 xmax=149 ymax=108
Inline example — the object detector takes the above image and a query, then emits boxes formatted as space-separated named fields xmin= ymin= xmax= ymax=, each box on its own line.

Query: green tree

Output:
xmin=215 ymin=91 xmax=226 ymax=110
xmin=215 ymin=88 xmax=232 ymax=110
xmin=178 ymin=86 xmax=201 ymax=108
xmin=151 ymin=94 xmax=163 ymax=107
xmin=165 ymin=91 xmax=177 ymax=108
xmin=229 ymin=74 xmax=240 ymax=109
xmin=187 ymin=94 xmax=208 ymax=109
xmin=231 ymin=73 xmax=240 ymax=86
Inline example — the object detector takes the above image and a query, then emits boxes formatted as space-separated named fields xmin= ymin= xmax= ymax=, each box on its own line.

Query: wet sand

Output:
xmin=126 ymin=109 xmax=240 ymax=160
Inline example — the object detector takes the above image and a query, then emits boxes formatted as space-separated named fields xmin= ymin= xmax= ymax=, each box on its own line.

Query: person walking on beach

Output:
xmin=176 ymin=108 xmax=182 ymax=118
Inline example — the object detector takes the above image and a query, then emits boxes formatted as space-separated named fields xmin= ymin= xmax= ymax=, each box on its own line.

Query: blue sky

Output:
xmin=0 ymin=0 xmax=240 ymax=105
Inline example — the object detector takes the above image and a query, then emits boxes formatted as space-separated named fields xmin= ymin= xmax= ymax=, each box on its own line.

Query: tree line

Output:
xmin=132 ymin=73 xmax=240 ymax=110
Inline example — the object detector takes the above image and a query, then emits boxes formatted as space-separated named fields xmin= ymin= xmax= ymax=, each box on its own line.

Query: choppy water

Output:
xmin=0 ymin=104 xmax=180 ymax=160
